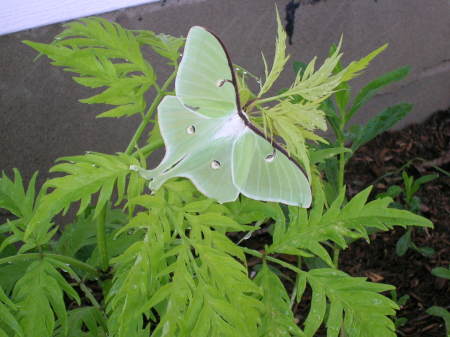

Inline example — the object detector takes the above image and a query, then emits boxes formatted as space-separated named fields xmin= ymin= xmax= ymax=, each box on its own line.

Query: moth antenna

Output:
xmin=216 ymin=79 xmax=233 ymax=87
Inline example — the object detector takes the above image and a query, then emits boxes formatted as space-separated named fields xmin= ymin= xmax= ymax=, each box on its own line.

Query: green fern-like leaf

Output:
xmin=0 ymin=260 xmax=30 ymax=296
xmin=24 ymin=17 xmax=156 ymax=118
xmin=255 ymin=264 xmax=305 ymax=337
xmin=12 ymin=259 xmax=80 ymax=337
xmin=258 ymin=7 xmax=289 ymax=97
xmin=106 ymin=212 xmax=174 ymax=337
xmin=254 ymin=41 xmax=344 ymax=175
xmin=0 ymin=285 xmax=23 ymax=337
xmin=0 ymin=169 xmax=37 ymax=222
xmin=279 ymin=39 xmax=343 ymax=102
xmin=141 ymin=242 xmax=199 ymax=337
xmin=341 ymin=44 xmax=388 ymax=82
xmin=135 ymin=30 xmax=184 ymax=65
xmin=54 ymin=306 xmax=107 ymax=337
xmin=0 ymin=170 xmax=49 ymax=252
xmin=269 ymin=186 xmax=432 ymax=266
xmin=182 ymin=219 xmax=262 ymax=337
xmin=24 ymin=152 xmax=142 ymax=247
xmin=146 ymin=225 xmax=262 ymax=337
xmin=226 ymin=195 xmax=285 ymax=228
xmin=53 ymin=210 xmax=98 ymax=258
xmin=54 ymin=207 xmax=131 ymax=266
xmin=234 ymin=65 xmax=257 ymax=107
xmin=109 ymin=185 xmax=264 ymax=337
xmin=302 ymin=269 xmax=398 ymax=337
xmin=280 ymin=39 xmax=387 ymax=103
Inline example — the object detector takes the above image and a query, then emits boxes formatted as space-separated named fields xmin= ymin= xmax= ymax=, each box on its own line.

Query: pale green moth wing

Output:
xmin=152 ymin=135 xmax=240 ymax=203
xmin=176 ymin=26 xmax=237 ymax=118
xmin=232 ymin=128 xmax=312 ymax=207
xmin=132 ymin=95 xmax=240 ymax=203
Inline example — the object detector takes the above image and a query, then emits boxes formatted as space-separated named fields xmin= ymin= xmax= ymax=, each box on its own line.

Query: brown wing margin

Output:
xmin=199 ymin=26 xmax=310 ymax=180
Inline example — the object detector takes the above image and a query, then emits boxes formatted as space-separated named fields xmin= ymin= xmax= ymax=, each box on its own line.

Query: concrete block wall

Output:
xmin=1 ymin=0 xmax=449 ymax=183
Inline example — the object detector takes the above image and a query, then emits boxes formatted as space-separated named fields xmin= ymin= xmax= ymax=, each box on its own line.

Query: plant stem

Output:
xmin=0 ymin=253 xmax=99 ymax=276
xmin=125 ymin=68 xmax=177 ymax=155
xmin=96 ymin=206 xmax=109 ymax=271
xmin=290 ymin=256 xmax=303 ymax=307
xmin=242 ymin=247 xmax=303 ymax=275
xmin=253 ymin=92 xmax=288 ymax=106
xmin=71 ymin=273 xmax=102 ymax=308
xmin=336 ymin=105 xmax=347 ymax=194
xmin=337 ymin=150 xmax=346 ymax=193
xmin=333 ymin=246 xmax=340 ymax=267
xmin=132 ymin=138 xmax=164 ymax=158
xmin=335 ymin=108 xmax=347 ymax=268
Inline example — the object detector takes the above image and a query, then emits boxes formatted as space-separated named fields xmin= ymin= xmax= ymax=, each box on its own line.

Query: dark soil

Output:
xmin=339 ymin=108 xmax=450 ymax=336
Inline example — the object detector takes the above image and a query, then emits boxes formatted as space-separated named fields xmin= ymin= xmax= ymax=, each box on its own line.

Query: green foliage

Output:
xmin=308 ymin=44 xmax=413 ymax=204
xmin=376 ymin=170 xmax=438 ymax=257
xmin=103 ymin=188 xmax=263 ymax=337
xmin=105 ymin=195 xmax=174 ymax=337
xmin=135 ymin=30 xmax=185 ymax=66
xmin=258 ymin=7 xmax=289 ymax=97
xmin=302 ymin=269 xmax=398 ymax=337
xmin=0 ymin=285 xmax=23 ymax=337
xmin=340 ymin=43 xmax=388 ymax=83
xmin=12 ymin=259 xmax=80 ymax=337
xmin=53 ymin=210 xmax=99 ymax=258
xmin=347 ymin=66 xmax=409 ymax=121
xmin=426 ymin=306 xmax=450 ymax=336
xmin=349 ymin=103 xmax=412 ymax=152
xmin=24 ymin=17 xmax=182 ymax=118
xmin=400 ymin=171 xmax=438 ymax=208
xmin=254 ymin=264 xmax=304 ymax=337
xmin=270 ymin=186 xmax=431 ymax=266
xmin=0 ymin=13 xmax=435 ymax=337
xmin=0 ymin=169 xmax=38 ymax=223
xmin=389 ymin=290 xmax=410 ymax=328
xmin=25 ymin=152 xmax=143 ymax=247
xmin=281 ymin=39 xmax=343 ymax=102
xmin=395 ymin=227 xmax=435 ymax=257
xmin=431 ymin=265 xmax=450 ymax=280
xmin=54 ymin=307 xmax=107 ymax=337
xmin=0 ymin=170 xmax=44 ymax=252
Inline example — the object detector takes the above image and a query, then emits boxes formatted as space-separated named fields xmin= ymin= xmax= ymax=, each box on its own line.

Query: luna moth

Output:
xmin=131 ymin=26 xmax=312 ymax=207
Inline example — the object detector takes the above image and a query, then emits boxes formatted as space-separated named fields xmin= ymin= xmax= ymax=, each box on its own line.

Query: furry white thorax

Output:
xmin=212 ymin=112 xmax=247 ymax=140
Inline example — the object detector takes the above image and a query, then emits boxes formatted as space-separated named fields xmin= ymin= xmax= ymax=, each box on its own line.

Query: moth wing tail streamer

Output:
xmin=130 ymin=165 xmax=157 ymax=181
xmin=129 ymin=165 xmax=166 ymax=193
xmin=231 ymin=128 xmax=312 ymax=208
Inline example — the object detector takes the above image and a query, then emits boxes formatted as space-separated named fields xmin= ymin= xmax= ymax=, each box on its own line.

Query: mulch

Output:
xmin=339 ymin=108 xmax=450 ymax=336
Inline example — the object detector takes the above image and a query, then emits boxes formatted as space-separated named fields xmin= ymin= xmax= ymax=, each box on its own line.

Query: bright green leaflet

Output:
xmin=133 ymin=26 xmax=312 ymax=207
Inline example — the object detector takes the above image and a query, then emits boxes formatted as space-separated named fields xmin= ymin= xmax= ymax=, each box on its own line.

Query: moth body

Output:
xmin=212 ymin=113 xmax=246 ymax=140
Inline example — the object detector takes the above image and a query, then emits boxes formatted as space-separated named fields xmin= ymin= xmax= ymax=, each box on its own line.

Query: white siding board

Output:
xmin=0 ymin=0 xmax=158 ymax=36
